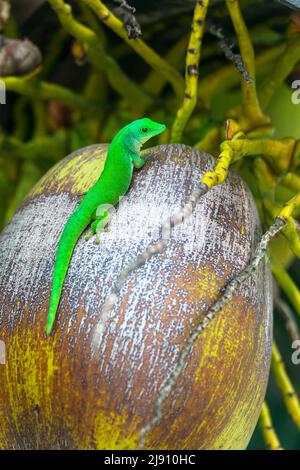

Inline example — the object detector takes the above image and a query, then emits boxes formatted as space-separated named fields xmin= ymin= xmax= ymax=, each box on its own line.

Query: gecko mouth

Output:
xmin=159 ymin=124 xmax=167 ymax=132
xmin=143 ymin=124 xmax=167 ymax=141
xmin=154 ymin=124 xmax=166 ymax=135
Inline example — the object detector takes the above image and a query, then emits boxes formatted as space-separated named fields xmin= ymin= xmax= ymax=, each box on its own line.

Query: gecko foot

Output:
xmin=85 ymin=230 xmax=94 ymax=241
xmin=95 ymin=226 xmax=111 ymax=244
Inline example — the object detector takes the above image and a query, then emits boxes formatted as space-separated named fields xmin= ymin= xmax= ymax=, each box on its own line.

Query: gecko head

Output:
xmin=132 ymin=117 xmax=166 ymax=146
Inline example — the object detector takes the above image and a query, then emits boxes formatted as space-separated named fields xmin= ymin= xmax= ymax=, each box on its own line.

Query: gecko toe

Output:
xmin=85 ymin=232 xmax=93 ymax=241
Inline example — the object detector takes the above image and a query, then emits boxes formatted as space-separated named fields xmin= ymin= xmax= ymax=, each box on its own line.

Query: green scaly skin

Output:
xmin=46 ymin=118 xmax=166 ymax=335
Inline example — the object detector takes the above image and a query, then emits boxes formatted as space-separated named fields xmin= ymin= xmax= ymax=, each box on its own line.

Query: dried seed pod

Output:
xmin=0 ymin=0 xmax=10 ymax=30
xmin=48 ymin=100 xmax=73 ymax=131
xmin=281 ymin=0 xmax=300 ymax=9
xmin=290 ymin=11 xmax=300 ymax=33
xmin=113 ymin=0 xmax=142 ymax=39
xmin=0 ymin=37 xmax=42 ymax=77
xmin=0 ymin=144 xmax=272 ymax=449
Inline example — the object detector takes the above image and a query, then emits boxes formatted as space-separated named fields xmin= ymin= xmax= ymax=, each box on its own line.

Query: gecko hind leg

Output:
xmin=85 ymin=212 xmax=110 ymax=243
xmin=95 ymin=220 xmax=110 ymax=244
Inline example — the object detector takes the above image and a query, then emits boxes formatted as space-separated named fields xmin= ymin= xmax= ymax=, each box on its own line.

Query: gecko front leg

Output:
xmin=132 ymin=154 xmax=146 ymax=169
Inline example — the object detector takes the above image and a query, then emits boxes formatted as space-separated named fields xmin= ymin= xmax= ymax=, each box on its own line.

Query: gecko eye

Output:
xmin=141 ymin=127 xmax=148 ymax=133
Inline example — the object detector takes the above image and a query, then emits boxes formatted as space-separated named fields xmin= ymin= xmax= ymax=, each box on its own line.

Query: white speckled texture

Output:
xmin=0 ymin=144 xmax=272 ymax=450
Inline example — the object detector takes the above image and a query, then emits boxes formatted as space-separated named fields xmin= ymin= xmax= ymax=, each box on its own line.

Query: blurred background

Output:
xmin=0 ymin=0 xmax=300 ymax=449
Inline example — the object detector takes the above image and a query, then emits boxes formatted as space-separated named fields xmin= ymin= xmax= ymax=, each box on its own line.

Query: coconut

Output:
xmin=0 ymin=144 xmax=272 ymax=449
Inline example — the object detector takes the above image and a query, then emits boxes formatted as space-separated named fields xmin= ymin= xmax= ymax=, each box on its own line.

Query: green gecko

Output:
xmin=46 ymin=118 xmax=166 ymax=335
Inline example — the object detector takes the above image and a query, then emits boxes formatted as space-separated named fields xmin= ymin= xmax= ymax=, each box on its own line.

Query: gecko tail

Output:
xmin=46 ymin=322 xmax=53 ymax=336
xmin=46 ymin=263 xmax=69 ymax=335
xmin=46 ymin=295 xmax=59 ymax=335
xmin=46 ymin=273 xmax=65 ymax=334
xmin=46 ymin=212 xmax=90 ymax=335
